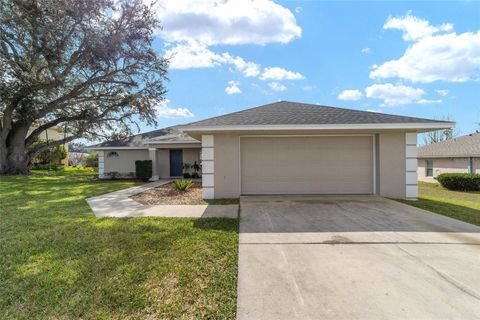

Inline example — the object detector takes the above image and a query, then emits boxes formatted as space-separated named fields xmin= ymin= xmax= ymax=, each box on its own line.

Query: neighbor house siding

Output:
xmin=475 ymin=158 xmax=480 ymax=174
xmin=417 ymin=157 xmax=479 ymax=182
xmin=103 ymin=149 xmax=149 ymax=175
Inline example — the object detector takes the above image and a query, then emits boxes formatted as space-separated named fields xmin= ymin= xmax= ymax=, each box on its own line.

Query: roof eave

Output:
xmin=85 ymin=146 xmax=148 ymax=151
xmin=418 ymin=154 xmax=480 ymax=158
xmin=145 ymin=140 xmax=200 ymax=145
xmin=181 ymin=122 xmax=455 ymax=133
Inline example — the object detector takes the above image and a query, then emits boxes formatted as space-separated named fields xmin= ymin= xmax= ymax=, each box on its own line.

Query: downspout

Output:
xmin=468 ymin=157 xmax=473 ymax=174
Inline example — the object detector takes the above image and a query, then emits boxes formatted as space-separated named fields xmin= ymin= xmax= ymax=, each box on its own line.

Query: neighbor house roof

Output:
xmin=418 ymin=132 xmax=480 ymax=158
xmin=181 ymin=101 xmax=453 ymax=132
xmin=88 ymin=126 xmax=199 ymax=149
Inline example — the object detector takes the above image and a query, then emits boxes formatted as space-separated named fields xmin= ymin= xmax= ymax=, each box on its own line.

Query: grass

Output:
xmin=0 ymin=167 xmax=238 ymax=319
xmin=399 ymin=181 xmax=480 ymax=226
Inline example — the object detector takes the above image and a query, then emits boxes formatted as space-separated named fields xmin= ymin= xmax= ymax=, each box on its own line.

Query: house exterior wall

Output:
xmin=157 ymin=149 xmax=170 ymax=178
xmin=103 ymin=149 xmax=149 ymax=176
xmin=153 ymin=148 xmax=200 ymax=179
xmin=417 ymin=157 xmax=480 ymax=182
xmin=206 ymin=131 xmax=411 ymax=199
xmin=212 ymin=133 xmax=241 ymax=199
xmin=100 ymin=148 xmax=201 ymax=179
xmin=377 ymin=132 xmax=407 ymax=199
xmin=183 ymin=148 xmax=201 ymax=167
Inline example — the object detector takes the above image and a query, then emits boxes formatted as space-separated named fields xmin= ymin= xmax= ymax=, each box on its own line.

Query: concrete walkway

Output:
xmin=237 ymin=196 xmax=480 ymax=320
xmin=86 ymin=180 xmax=238 ymax=218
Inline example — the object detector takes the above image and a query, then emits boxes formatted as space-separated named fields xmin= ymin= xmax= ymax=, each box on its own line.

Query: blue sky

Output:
xmin=143 ymin=0 xmax=480 ymax=136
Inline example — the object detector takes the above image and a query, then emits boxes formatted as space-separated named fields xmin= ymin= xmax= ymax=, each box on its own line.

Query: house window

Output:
xmin=107 ymin=151 xmax=119 ymax=158
xmin=426 ymin=160 xmax=433 ymax=177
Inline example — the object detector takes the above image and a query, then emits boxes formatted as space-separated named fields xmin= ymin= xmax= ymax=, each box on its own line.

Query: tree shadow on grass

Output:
xmin=193 ymin=218 xmax=239 ymax=232
xmin=1 ymin=215 xmax=238 ymax=319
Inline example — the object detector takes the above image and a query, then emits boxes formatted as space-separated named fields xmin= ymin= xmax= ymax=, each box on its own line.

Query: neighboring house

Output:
xmin=68 ymin=152 xmax=89 ymax=167
xmin=28 ymin=125 xmax=69 ymax=166
xmin=417 ymin=132 xmax=480 ymax=182
xmin=88 ymin=126 xmax=201 ymax=179
xmin=89 ymin=101 xmax=453 ymax=200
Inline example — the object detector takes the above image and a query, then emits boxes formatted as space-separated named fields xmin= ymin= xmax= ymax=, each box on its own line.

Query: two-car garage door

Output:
xmin=240 ymin=136 xmax=374 ymax=195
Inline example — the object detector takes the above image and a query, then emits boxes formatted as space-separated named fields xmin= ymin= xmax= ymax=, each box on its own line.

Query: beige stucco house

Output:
xmin=90 ymin=101 xmax=453 ymax=200
xmin=417 ymin=132 xmax=480 ymax=182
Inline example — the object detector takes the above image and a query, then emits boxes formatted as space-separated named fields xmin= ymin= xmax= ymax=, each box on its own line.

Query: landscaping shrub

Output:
xmin=135 ymin=160 xmax=152 ymax=182
xmin=191 ymin=172 xmax=200 ymax=179
xmin=106 ymin=171 xmax=121 ymax=179
xmin=172 ymin=179 xmax=193 ymax=192
xmin=29 ymin=139 xmax=67 ymax=165
xmin=436 ymin=173 xmax=480 ymax=191
xmin=183 ymin=172 xmax=192 ymax=178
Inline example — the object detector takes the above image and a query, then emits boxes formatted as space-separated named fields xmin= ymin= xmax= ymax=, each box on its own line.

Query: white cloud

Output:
xmin=268 ymin=82 xmax=287 ymax=91
xmin=417 ymin=99 xmax=442 ymax=104
xmin=383 ymin=12 xmax=453 ymax=41
xmin=225 ymin=54 xmax=261 ymax=77
xmin=366 ymin=109 xmax=381 ymax=113
xmin=157 ymin=0 xmax=301 ymax=46
xmin=303 ymin=85 xmax=313 ymax=91
xmin=166 ymin=41 xmax=261 ymax=77
xmin=365 ymin=83 xmax=425 ymax=107
xmin=436 ymin=89 xmax=449 ymax=96
xmin=295 ymin=7 xmax=302 ymax=14
xmin=338 ymin=89 xmax=363 ymax=101
xmin=155 ymin=100 xmax=194 ymax=118
xmin=371 ymin=14 xmax=480 ymax=83
xmin=260 ymin=67 xmax=305 ymax=81
xmin=165 ymin=41 xmax=223 ymax=69
xmin=159 ymin=1 xmax=304 ymax=81
xmin=361 ymin=47 xmax=371 ymax=54
xmin=225 ymin=81 xmax=242 ymax=95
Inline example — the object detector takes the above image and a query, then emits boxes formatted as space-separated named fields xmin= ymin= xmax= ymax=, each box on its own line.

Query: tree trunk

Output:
xmin=0 ymin=138 xmax=8 ymax=174
xmin=1 ymin=126 xmax=30 ymax=175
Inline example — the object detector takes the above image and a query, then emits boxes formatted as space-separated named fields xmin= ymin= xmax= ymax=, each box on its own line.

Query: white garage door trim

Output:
xmin=239 ymin=134 xmax=376 ymax=195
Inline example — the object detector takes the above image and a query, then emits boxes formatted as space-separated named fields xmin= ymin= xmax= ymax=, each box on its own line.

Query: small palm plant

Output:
xmin=172 ymin=179 xmax=193 ymax=192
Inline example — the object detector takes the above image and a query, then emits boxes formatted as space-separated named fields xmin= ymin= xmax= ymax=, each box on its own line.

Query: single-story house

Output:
xmin=89 ymin=101 xmax=453 ymax=200
xmin=417 ymin=132 xmax=480 ymax=182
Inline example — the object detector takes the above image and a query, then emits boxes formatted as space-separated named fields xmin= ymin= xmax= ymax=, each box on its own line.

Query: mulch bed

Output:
xmin=131 ymin=182 xmax=206 ymax=205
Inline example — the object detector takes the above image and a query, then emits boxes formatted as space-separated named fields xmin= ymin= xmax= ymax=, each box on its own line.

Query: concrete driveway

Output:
xmin=238 ymin=196 xmax=480 ymax=320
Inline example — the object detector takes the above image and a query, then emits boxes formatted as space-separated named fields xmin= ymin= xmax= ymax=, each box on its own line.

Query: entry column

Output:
xmin=149 ymin=148 xmax=159 ymax=181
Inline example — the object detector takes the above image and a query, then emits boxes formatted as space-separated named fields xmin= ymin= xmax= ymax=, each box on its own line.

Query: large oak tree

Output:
xmin=0 ymin=0 xmax=168 ymax=174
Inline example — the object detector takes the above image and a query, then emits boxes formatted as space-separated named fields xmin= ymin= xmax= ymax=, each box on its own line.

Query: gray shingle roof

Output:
xmin=184 ymin=101 xmax=450 ymax=127
xmin=88 ymin=126 xmax=198 ymax=148
xmin=418 ymin=132 xmax=480 ymax=158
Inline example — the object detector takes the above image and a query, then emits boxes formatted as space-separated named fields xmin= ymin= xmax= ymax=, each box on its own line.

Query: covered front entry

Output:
xmin=240 ymin=136 xmax=374 ymax=195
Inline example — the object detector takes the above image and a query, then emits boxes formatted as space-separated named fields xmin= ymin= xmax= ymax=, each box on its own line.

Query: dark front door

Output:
xmin=169 ymin=149 xmax=183 ymax=177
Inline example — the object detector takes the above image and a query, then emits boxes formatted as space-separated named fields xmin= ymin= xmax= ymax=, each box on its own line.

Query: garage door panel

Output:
xmin=241 ymin=136 xmax=373 ymax=194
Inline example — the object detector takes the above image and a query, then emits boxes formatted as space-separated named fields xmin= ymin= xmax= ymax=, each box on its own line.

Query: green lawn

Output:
xmin=399 ymin=181 xmax=480 ymax=226
xmin=0 ymin=168 xmax=238 ymax=319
